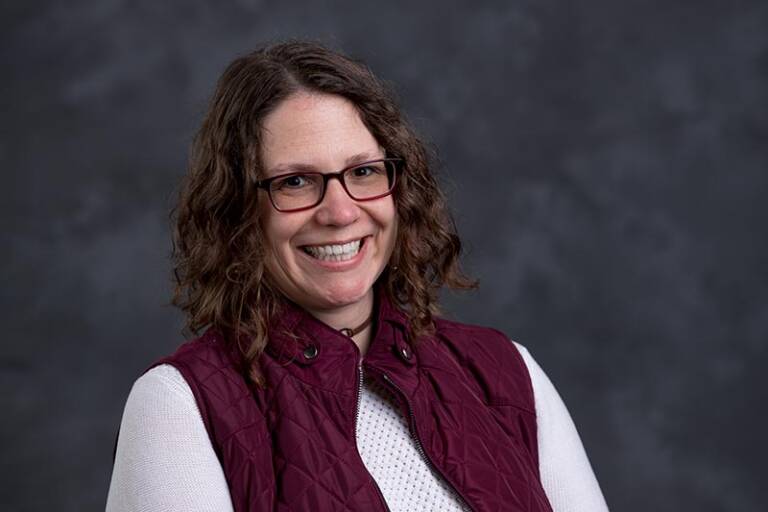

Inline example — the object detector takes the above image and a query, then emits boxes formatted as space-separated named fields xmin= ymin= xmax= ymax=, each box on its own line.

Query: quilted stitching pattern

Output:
xmin=150 ymin=291 xmax=552 ymax=512
xmin=386 ymin=322 xmax=551 ymax=512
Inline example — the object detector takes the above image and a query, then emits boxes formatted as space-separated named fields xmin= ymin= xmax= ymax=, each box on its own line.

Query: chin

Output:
xmin=317 ymin=280 xmax=373 ymax=308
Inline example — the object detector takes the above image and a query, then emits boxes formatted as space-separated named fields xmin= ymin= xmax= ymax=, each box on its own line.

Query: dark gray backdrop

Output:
xmin=2 ymin=1 xmax=766 ymax=510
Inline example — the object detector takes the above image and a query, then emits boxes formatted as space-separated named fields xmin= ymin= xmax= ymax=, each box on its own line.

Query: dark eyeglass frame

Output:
xmin=255 ymin=157 xmax=404 ymax=213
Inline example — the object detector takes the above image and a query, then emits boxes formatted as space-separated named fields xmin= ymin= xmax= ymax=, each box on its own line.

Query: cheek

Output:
xmin=260 ymin=202 xmax=291 ymax=244
xmin=261 ymin=211 xmax=316 ymax=273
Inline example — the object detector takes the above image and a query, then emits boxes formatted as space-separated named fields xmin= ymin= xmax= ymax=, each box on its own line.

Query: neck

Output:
xmin=306 ymin=289 xmax=376 ymax=356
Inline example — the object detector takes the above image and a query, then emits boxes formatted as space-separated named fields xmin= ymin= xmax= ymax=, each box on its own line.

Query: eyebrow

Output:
xmin=266 ymin=151 xmax=383 ymax=176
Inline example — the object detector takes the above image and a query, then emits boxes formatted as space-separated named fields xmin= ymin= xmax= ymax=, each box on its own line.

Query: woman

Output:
xmin=106 ymin=41 xmax=609 ymax=511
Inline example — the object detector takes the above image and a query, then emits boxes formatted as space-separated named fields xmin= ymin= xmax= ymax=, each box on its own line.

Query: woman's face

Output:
xmin=259 ymin=92 xmax=398 ymax=314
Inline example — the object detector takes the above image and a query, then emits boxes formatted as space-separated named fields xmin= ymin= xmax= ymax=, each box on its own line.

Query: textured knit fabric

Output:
xmin=356 ymin=367 xmax=467 ymax=510
xmin=106 ymin=344 xmax=609 ymax=511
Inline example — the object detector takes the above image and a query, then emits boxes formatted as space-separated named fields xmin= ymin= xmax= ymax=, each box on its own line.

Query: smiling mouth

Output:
xmin=300 ymin=237 xmax=366 ymax=262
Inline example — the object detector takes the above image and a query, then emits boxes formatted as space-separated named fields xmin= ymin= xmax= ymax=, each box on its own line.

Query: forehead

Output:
xmin=260 ymin=93 xmax=381 ymax=175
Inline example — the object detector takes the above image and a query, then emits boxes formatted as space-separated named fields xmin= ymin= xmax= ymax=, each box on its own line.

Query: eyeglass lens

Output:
xmin=269 ymin=160 xmax=396 ymax=211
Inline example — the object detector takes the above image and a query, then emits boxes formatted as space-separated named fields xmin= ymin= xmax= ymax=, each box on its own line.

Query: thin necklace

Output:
xmin=339 ymin=311 xmax=373 ymax=338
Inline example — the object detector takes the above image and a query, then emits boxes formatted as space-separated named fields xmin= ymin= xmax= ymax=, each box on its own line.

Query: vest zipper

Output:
xmin=378 ymin=371 xmax=476 ymax=512
xmin=354 ymin=360 xmax=392 ymax=512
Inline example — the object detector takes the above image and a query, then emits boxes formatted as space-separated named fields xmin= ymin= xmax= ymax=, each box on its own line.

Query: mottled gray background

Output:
xmin=2 ymin=0 xmax=766 ymax=510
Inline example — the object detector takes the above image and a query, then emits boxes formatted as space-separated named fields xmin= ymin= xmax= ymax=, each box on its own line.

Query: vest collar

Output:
xmin=264 ymin=284 xmax=419 ymax=393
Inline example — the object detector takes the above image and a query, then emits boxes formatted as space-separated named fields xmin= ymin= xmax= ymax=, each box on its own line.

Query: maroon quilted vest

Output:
xmin=149 ymin=288 xmax=553 ymax=512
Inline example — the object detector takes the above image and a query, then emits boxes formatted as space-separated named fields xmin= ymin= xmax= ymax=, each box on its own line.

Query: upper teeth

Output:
xmin=304 ymin=239 xmax=362 ymax=257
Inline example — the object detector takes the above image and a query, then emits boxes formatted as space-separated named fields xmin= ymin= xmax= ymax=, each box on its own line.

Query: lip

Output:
xmin=297 ymin=236 xmax=369 ymax=271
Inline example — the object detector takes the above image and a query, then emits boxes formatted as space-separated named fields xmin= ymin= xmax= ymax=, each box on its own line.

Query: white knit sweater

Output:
xmin=105 ymin=343 xmax=609 ymax=511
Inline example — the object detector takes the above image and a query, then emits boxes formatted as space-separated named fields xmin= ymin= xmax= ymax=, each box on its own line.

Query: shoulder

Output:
xmin=119 ymin=364 xmax=203 ymax=441
xmin=509 ymin=342 xmax=560 ymax=416
xmin=430 ymin=317 xmax=534 ymax=411
xmin=133 ymin=363 xmax=195 ymax=404
xmin=153 ymin=328 xmax=233 ymax=372
xmin=149 ymin=329 xmax=251 ymax=407
xmin=147 ymin=330 xmax=268 ymax=446
xmin=432 ymin=316 xmax=527 ymax=370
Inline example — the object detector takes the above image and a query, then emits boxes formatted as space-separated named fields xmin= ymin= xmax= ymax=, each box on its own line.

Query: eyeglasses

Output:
xmin=255 ymin=158 xmax=404 ymax=212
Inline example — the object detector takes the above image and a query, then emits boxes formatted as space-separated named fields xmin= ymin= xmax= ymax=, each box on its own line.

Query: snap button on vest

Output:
xmin=302 ymin=344 xmax=319 ymax=359
xmin=393 ymin=343 xmax=414 ymax=365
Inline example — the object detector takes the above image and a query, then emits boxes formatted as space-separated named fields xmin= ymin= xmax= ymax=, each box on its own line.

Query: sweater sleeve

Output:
xmin=513 ymin=342 xmax=610 ymax=512
xmin=105 ymin=364 xmax=235 ymax=512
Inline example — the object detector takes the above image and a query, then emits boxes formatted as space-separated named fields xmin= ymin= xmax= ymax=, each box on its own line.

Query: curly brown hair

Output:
xmin=171 ymin=40 xmax=476 ymax=388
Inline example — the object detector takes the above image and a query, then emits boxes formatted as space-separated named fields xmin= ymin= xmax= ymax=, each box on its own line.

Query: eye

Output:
xmin=274 ymin=174 xmax=310 ymax=190
xmin=352 ymin=163 xmax=384 ymax=177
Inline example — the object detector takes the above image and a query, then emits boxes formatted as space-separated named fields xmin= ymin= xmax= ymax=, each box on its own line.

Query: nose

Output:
xmin=314 ymin=177 xmax=360 ymax=226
